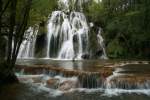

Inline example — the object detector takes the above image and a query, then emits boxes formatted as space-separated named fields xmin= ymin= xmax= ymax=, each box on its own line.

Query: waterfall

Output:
xmin=18 ymin=0 xmax=107 ymax=60
xmin=46 ymin=0 xmax=89 ymax=59
xmin=97 ymin=28 xmax=108 ymax=59
xmin=18 ymin=27 xmax=38 ymax=59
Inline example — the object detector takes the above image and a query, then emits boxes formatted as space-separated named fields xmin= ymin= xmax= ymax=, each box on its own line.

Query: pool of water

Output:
xmin=16 ymin=59 xmax=150 ymax=72
xmin=1 ymin=83 xmax=150 ymax=100
xmin=16 ymin=59 xmax=113 ymax=71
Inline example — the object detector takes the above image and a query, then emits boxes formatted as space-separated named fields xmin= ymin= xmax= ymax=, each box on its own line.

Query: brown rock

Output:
xmin=46 ymin=78 xmax=60 ymax=89
xmin=58 ymin=80 xmax=79 ymax=91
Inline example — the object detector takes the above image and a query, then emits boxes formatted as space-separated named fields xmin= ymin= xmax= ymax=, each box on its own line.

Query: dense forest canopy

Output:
xmin=86 ymin=0 xmax=150 ymax=59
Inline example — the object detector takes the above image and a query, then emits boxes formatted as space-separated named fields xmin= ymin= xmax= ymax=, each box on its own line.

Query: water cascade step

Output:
xmin=16 ymin=62 xmax=150 ymax=90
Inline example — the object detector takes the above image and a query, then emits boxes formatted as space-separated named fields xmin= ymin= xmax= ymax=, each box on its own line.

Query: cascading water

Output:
xmin=46 ymin=0 xmax=105 ymax=60
xmin=17 ymin=0 xmax=107 ymax=60
xmin=16 ymin=62 xmax=150 ymax=94
xmin=97 ymin=28 xmax=108 ymax=59
xmin=18 ymin=27 xmax=38 ymax=58
xmin=46 ymin=7 xmax=89 ymax=59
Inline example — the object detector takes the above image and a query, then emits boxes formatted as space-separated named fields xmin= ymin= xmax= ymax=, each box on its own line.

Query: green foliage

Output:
xmin=107 ymin=39 xmax=127 ymax=58
xmin=85 ymin=1 xmax=106 ymax=26
xmin=38 ymin=24 xmax=47 ymax=35
xmin=88 ymin=30 xmax=99 ymax=55
xmin=28 ymin=0 xmax=57 ymax=26
xmin=85 ymin=0 xmax=150 ymax=59
xmin=0 ymin=0 xmax=57 ymax=62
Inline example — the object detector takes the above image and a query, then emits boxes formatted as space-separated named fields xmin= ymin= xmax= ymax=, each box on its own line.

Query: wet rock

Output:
xmin=73 ymin=34 xmax=79 ymax=55
xmin=99 ymin=67 xmax=113 ymax=78
xmin=95 ymin=49 xmax=103 ymax=57
xmin=106 ymin=75 xmax=150 ymax=89
xmin=18 ymin=75 xmax=43 ymax=83
xmin=16 ymin=65 xmax=114 ymax=89
xmin=58 ymin=80 xmax=79 ymax=91
xmin=16 ymin=65 xmax=114 ymax=79
xmin=46 ymin=78 xmax=60 ymax=89
xmin=35 ymin=33 xmax=47 ymax=57
xmin=81 ymin=53 xmax=90 ymax=59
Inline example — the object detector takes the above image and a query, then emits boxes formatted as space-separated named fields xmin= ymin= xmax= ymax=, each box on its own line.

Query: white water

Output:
xmin=16 ymin=73 xmax=150 ymax=97
xmin=18 ymin=0 xmax=107 ymax=60
xmin=46 ymin=0 xmax=106 ymax=60
xmin=18 ymin=27 xmax=38 ymax=58
xmin=15 ymin=61 xmax=150 ymax=97
xmin=97 ymin=28 xmax=108 ymax=59
xmin=46 ymin=0 xmax=89 ymax=59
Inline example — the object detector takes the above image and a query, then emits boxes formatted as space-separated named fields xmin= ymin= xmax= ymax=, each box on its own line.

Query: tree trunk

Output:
xmin=0 ymin=0 xmax=2 ymax=34
xmin=0 ymin=0 xmax=32 ymax=85
xmin=0 ymin=62 xmax=18 ymax=85
xmin=7 ymin=0 xmax=17 ymax=66
xmin=12 ymin=0 xmax=32 ymax=66
xmin=0 ymin=0 xmax=11 ymax=17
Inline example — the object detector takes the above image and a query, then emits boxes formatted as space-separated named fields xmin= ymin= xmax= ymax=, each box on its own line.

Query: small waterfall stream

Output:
xmin=18 ymin=27 xmax=38 ymax=58
xmin=97 ymin=28 xmax=108 ymax=59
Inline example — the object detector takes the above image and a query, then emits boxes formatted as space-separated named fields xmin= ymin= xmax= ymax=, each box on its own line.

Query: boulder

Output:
xmin=58 ymin=80 xmax=79 ymax=91
xmin=95 ymin=49 xmax=103 ymax=57
xmin=46 ymin=78 xmax=60 ymax=89
xmin=18 ymin=75 xmax=43 ymax=83
xmin=81 ymin=53 xmax=90 ymax=59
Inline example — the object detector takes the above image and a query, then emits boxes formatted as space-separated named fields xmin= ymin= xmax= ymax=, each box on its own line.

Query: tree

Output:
xmin=0 ymin=0 xmax=57 ymax=84
xmin=0 ymin=0 xmax=32 ymax=84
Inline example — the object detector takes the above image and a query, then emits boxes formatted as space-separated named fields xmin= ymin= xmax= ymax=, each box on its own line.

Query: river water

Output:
xmin=1 ymin=83 xmax=150 ymax=100
xmin=1 ymin=59 xmax=150 ymax=100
